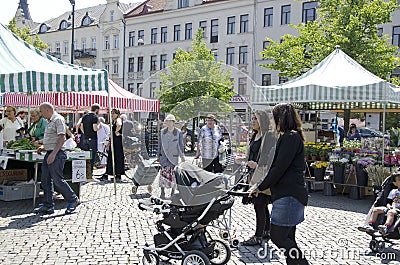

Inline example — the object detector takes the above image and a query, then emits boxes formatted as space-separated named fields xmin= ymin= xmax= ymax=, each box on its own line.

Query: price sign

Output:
xmin=72 ymin=160 xmax=86 ymax=183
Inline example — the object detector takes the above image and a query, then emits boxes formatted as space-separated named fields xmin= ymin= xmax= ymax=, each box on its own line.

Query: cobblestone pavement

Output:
xmin=1 ymin=168 xmax=399 ymax=265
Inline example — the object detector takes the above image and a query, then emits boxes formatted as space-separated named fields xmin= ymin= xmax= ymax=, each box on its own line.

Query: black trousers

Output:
xmin=202 ymin=156 xmax=223 ymax=173
xmin=270 ymin=224 xmax=309 ymax=265
xmin=253 ymin=193 xmax=271 ymax=237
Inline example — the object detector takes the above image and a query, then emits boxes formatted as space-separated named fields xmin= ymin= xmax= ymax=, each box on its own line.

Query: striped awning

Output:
xmin=252 ymin=48 xmax=400 ymax=109
xmin=0 ymin=23 xmax=108 ymax=93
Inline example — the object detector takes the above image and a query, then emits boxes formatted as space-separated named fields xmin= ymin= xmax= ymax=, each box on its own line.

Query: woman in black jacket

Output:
xmin=257 ymin=103 xmax=309 ymax=265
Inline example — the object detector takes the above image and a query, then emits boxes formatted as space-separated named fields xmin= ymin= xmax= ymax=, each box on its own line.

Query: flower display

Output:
xmin=355 ymin=157 xmax=376 ymax=168
xmin=343 ymin=138 xmax=362 ymax=149
xmin=330 ymin=157 xmax=349 ymax=166
xmin=364 ymin=165 xmax=390 ymax=186
xmin=310 ymin=161 xmax=329 ymax=169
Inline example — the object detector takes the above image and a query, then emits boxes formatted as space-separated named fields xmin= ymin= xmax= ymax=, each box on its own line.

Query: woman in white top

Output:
xmin=97 ymin=117 xmax=110 ymax=166
xmin=0 ymin=106 xmax=24 ymax=143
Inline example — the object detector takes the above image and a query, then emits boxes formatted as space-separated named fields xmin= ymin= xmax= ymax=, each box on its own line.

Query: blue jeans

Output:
xmin=271 ymin=196 xmax=305 ymax=226
xmin=41 ymin=150 xmax=76 ymax=208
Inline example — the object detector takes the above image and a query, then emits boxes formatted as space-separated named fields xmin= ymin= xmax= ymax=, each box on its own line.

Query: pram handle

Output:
xmin=227 ymin=190 xmax=251 ymax=196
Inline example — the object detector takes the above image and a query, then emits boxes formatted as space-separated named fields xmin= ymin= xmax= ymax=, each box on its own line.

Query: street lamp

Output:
xmin=69 ymin=0 xmax=75 ymax=64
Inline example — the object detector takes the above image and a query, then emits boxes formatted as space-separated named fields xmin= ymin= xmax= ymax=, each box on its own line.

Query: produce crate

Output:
xmin=0 ymin=183 xmax=38 ymax=201
xmin=67 ymin=151 xmax=91 ymax=160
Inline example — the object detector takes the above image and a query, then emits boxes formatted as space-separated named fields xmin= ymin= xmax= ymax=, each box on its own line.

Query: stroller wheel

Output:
xmin=209 ymin=239 xmax=231 ymax=265
xmin=132 ymin=185 xmax=138 ymax=194
xmin=219 ymin=230 xmax=229 ymax=240
xmin=230 ymin=238 xmax=240 ymax=248
xmin=369 ymin=240 xmax=379 ymax=252
xmin=377 ymin=241 xmax=385 ymax=252
xmin=142 ymin=252 xmax=159 ymax=265
xmin=182 ymin=250 xmax=211 ymax=265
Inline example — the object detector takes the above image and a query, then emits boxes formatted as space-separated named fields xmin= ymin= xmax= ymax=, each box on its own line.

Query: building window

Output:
xmin=239 ymin=46 xmax=248 ymax=64
xmin=226 ymin=47 xmax=234 ymax=65
xmin=172 ymin=53 xmax=176 ymax=60
xmin=82 ymin=16 xmax=92 ymax=26
xmin=199 ymin=21 xmax=207 ymax=37
xmin=264 ymin=8 xmax=273 ymax=27
xmin=150 ymin=82 xmax=157 ymax=98
xmin=279 ymin=77 xmax=289 ymax=84
xmin=59 ymin=20 xmax=68 ymax=30
xmin=174 ymin=25 xmax=181 ymax=41
xmin=262 ymin=74 xmax=271 ymax=86
xmin=47 ymin=45 xmax=52 ymax=53
xmin=178 ymin=0 xmax=189 ymax=8
xmin=238 ymin=77 xmax=247 ymax=95
xmin=104 ymin=36 xmax=110 ymax=50
xmin=128 ymin=58 xmax=134 ymax=72
xmin=138 ymin=30 xmax=144 ymax=45
xmin=82 ymin=38 xmax=86 ymax=50
xmin=113 ymin=60 xmax=118 ymax=74
xmin=129 ymin=31 xmax=135 ymax=46
xmin=281 ymin=5 xmax=291 ymax=25
xmin=74 ymin=40 xmax=77 ymax=50
xmin=211 ymin=49 xmax=218 ymax=61
xmin=240 ymin=14 xmax=249 ymax=33
xmin=137 ymin=57 xmax=144 ymax=72
xmin=91 ymin=37 xmax=96 ymax=49
xmin=137 ymin=83 xmax=143 ymax=96
xmin=104 ymin=61 xmax=110 ymax=72
xmin=302 ymin=2 xmax=318 ymax=23
xmin=150 ymin=55 xmax=157 ymax=71
xmin=151 ymin=28 xmax=158 ymax=44
xmin=393 ymin=26 xmax=400 ymax=47
xmin=263 ymin=41 xmax=271 ymax=50
xmin=39 ymin=24 xmax=48 ymax=33
xmin=113 ymin=35 xmax=119 ymax=49
xmin=128 ymin=83 xmax=134 ymax=92
xmin=160 ymin=54 xmax=167 ymax=70
xmin=227 ymin=16 xmax=235 ymax=35
xmin=377 ymin=28 xmax=383 ymax=37
xmin=110 ymin=10 xmax=114 ymax=22
xmin=211 ymin=19 xmax=219 ymax=43
xmin=63 ymin=41 xmax=68 ymax=55
xmin=55 ymin=42 xmax=60 ymax=55
xmin=185 ymin=23 xmax=193 ymax=40
xmin=161 ymin=27 xmax=167 ymax=43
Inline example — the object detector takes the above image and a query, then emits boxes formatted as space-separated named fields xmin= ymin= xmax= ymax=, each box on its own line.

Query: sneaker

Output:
xmin=378 ymin=225 xmax=389 ymax=235
xmin=242 ymin=236 xmax=262 ymax=246
xmin=33 ymin=204 xmax=54 ymax=215
xmin=358 ymin=223 xmax=375 ymax=233
xmin=65 ymin=198 xmax=80 ymax=214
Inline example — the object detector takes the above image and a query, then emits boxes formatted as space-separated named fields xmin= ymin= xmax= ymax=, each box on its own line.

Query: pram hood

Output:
xmin=172 ymin=161 xmax=228 ymax=206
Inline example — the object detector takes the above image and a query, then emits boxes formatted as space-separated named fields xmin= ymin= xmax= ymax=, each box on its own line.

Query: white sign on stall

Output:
xmin=72 ymin=160 xmax=86 ymax=183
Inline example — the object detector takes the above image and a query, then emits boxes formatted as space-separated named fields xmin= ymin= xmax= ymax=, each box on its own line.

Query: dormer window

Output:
xmin=39 ymin=24 xmax=49 ymax=33
xmin=178 ymin=0 xmax=189 ymax=8
xmin=82 ymin=14 xmax=92 ymax=26
xmin=59 ymin=20 xmax=69 ymax=30
xmin=110 ymin=10 xmax=114 ymax=22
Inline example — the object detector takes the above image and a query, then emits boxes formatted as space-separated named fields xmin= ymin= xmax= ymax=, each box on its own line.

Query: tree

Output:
xmin=7 ymin=17 xmax=48 ymax=51
xmin=260 ymin=0 xmax=400 ymax=84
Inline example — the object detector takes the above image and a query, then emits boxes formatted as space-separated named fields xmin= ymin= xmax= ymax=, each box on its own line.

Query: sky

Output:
xmin=0 ymin=0 xmax=132 ymax=25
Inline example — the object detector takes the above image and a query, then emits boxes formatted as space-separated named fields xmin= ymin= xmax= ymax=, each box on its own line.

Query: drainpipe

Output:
xmin=122 ymin=19 xmax=126 ymax=88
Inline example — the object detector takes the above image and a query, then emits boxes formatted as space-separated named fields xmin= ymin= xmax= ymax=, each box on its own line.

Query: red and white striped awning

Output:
xmin=3 ymin=79 xmax=160 ymax=113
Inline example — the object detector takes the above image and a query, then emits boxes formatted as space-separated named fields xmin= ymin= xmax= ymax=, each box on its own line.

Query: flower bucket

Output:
xmin=355 ymin=165 xmax=368 ymax=187
xmin=314 ymin=167 xmax=326 ymax=181
xmin=333 ymin=164 xmax=345 ymax=184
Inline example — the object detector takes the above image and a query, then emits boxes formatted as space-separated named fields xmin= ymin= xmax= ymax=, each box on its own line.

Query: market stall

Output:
xmin=0 ymin=23 xmax=109 ymax=201
xmin=251 ymin=47 xmax=400 ymax=198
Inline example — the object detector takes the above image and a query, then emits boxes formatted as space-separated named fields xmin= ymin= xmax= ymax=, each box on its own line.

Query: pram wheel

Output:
xmin=369 ymin=240 xmax=385 ymax=253
xmin=209 ymin=239 xmax=231 ymax=265
xmin=182 ymin=250 xmax=211 ymax=265
xmin=142 ymin=252 xmax=159 ymax=265
xmin=219 ymin=230 xmax=229 ymax=240
xmin=230 ymin=238 xmax=240 ymax=248
xmin=132 ymin=185 xmax=137 ymax=194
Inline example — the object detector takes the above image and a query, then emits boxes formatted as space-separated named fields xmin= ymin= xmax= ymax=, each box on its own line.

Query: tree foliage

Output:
xmin=7 ymin=17 xmax=48 ymax=51
xmin=159 ymin=29 xmax=235 ymax=114
xmin=260 ymin=0 xmax=400 ymax=84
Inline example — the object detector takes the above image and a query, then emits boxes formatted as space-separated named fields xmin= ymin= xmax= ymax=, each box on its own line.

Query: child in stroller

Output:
xmin=139 ymin=162 xmax=236 ymax=265
xmin=357 ymin=172 xmax=400 ymax=252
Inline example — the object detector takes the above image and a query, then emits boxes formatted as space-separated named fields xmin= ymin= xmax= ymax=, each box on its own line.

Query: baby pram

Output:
xmin=139 ymin=162 xmax=240 ymax=265
xmin=358 ymin=174 xmax=400 ymax=252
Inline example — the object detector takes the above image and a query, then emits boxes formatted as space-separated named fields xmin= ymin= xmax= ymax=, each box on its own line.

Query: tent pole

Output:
xmin=382 ymin=102 xmax=387 ymax=166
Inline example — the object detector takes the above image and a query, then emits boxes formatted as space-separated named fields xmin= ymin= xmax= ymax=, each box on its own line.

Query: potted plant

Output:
xmin=330 ymin=157 xmax=349 ymax=184
xmin=354 ymin=157 xmax=375 ymax=186
xmin=364 ymin=165 xmax=390 ymax=199
xmin=310 ymin=161 xmax=329 ymax=181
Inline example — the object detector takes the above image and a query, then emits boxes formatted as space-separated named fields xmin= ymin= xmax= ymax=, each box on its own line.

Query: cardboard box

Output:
xmin=0 ymin=169 xmax=28 ymax=182
xmin=0 ymin=183 xmax=39 ymax=201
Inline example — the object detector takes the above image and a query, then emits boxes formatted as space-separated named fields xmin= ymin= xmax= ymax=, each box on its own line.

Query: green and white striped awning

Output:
xmin=252 ymin=48 xmax=400 ymax=110
xmin=0 ymin=23 xmax=108 ymax=93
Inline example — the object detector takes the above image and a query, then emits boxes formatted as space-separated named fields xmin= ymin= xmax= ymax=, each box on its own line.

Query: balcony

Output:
xmin=48 ymin=51 xmax=61 ymax=59
xmin=74 ymin=48 xmax=97 ymax=59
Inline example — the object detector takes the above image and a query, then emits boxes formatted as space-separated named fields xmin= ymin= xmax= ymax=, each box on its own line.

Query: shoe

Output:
xmin=115 ymin=175 xmax=122 ymax=182
xmin=358 ymin=223 xmax=375 ymax=233
xmin=378 ymin=225 xmax=389 ymax=235
xmin=98 ymin=174 xmax=108 ymax=181
xmin=65 ymin=198 xmax=80 ymax=214
xmin=262 ymin=231 xmax=270 ymax=240
xmin=33 ymin=204 xmax=54 ymax=215
xmin=242 ymin=236 xmax=262 ymax=246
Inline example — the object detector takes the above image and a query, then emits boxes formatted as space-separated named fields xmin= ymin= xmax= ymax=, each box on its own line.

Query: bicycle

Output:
xmin=94 ymin=139 xmax=109 ymax=168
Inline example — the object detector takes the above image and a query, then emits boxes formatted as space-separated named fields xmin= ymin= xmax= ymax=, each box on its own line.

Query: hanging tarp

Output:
xmin=0 ymin=23 xmax=108 ymax=93
xmin=252 ymin=48 xmax=400 ymax=110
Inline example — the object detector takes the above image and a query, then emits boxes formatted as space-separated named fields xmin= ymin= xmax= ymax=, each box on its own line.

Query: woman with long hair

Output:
xmin=257 ymin=103 xmax=309 ymax=265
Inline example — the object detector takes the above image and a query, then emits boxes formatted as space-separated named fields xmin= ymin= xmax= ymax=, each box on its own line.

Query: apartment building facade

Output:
xmin=14 ymin=0 xmax=400 ymax=111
